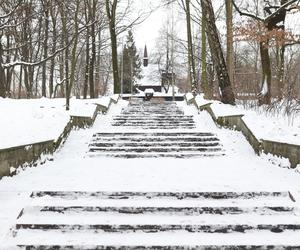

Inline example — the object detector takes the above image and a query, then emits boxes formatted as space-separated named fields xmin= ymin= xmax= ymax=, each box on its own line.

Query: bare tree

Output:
xmin=201 ymin=0 xmax=235 ymax=104
xmin=233 ymin=0 xmax=300 ymax=105
xmin=105 ymin=0 xmax=120 ymax=94
xmin=226 ymin=0 xmax=234 ymax=91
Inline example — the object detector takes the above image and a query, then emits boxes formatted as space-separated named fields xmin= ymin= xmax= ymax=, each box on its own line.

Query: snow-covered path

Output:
xmin=1 ymin=99 xmax=300 ymax=249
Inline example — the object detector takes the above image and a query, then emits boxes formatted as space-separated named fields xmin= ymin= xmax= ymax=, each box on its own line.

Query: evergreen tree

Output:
xmin=122 ymin=30 xmax=142 ymax=94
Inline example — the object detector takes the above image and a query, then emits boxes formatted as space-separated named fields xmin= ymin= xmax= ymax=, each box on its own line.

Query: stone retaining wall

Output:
xmin=216 ymin=115 xmax=261 ymax=155
xmin=188 ymin=96 xmax=300 ymax=168
xmin=262 ymin=140 xmax=300 ymax=168
xmin=0 ymin=96 xmax=119 ymax=178
xmin=0 ymin=141 xmax=54 ymax=177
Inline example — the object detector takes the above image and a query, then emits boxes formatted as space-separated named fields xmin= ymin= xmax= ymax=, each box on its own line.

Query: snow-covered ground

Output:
xmin=0 ymin=99 xmax=300 ymax=247
xmin=195 ymin=94 xmax=300 ymax=145
xmin=0 ymin=96 xmax=112 ymax=149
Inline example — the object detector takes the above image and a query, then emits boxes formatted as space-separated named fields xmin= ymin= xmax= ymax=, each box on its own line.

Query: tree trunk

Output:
xmin=66 ymin=0 xmax=80 ymax=110
xmin=201 ymin=0 xmax=235 ymax=104
xmin=96 ymin=27 xmax=103 ymax=96
xmin=83 ymin=30 xmax=90 ymax=99
xmin=258 ymin=41 xmax=272 ymax=105
xmin=18 ymin=66 xmax=23 ymax=98
xmin=59 ymin=3 xmax=69 ymax=108
xmin=0 ymin=42 xmax=7 ymax=97
xmin=278 ymin=45 xmax=285 ymax=98
xmin=106 ymin=0 xmax=120 ymax=94
xmin=88 ymin=0 xmax=96 ymax=99
xmin=201 ymin=11 xmax=211 ymax=99
xmin=185 ymin=0 xmax=197 ymax=94
xmin=42 ymin=2 xmax=49 ymax=97
xmin=225 ymin=0 xmax=234 ymax=92
xmin=49 ymin=2 xmax=57 ymax=98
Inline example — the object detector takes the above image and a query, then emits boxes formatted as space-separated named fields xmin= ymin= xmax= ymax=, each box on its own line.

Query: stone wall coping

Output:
xmin=185 ymin=93 xmax=195 ymax=103
xmin=218 ymin=114 xmax=245 ymax=118
xmin=261 ymin=139 xmax=300 ymax=149
xmin=0 ymin=140 xmax=54 ymax=153
xmin=111 ymin=94 xmax=120 ymax=103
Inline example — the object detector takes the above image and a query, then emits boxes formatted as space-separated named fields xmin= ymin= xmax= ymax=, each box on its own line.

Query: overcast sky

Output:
xmin=123 ymin=0 xmax=300 ymax=55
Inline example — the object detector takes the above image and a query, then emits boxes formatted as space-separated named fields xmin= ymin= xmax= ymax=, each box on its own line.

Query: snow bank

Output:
xmin=0 ymin=98 xmax=70 ymax=149
xmin=0 ymin=96 xmax=117 ymax=150
xmin=69 ymin=99 xmax=97 ymax=118
xmin=241 ymin=110 xmax=300 ymax=145
xmin=94 ymin=96 xmax=111 ymax=108
xmin=195 ymin=94 xmax=244 ymax=117
xmin=194 ymin=94 xmax=212 ymax=107
xmin=195 ymin=94 xmax=300 ymax=146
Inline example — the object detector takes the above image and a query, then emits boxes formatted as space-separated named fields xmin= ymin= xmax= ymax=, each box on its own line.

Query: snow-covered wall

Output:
xmin=0 ymin=95 xmax=119 ymax=178
xmin=190 ymin=94 xmax=300 ymax=168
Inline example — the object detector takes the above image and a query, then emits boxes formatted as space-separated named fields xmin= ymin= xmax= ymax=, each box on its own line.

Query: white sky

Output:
xmin=134 ymin=4 xmax=165 ymax=52
xmin=128 ymin=0 xmax=167 ymax=53
xmin=123 ymin=0 xmax=300 ymax=56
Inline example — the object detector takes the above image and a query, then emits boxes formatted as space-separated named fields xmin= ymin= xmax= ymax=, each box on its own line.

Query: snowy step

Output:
xmin=88 ymin=152 xmax=225 ymax=158
xmin=93 ymin=132 xmax=216 ymax=137
xmin=88 ymin=147 xmax=222 ymax=153
xmin=123 ymin=110 xmax=183 ymax=113
xmin=113 ymin=115 xmax=194 ymax=118
xmin=16 ymin=205 xmax=300 ymax=225
xmin=120 ymin=113 xmax=185 ymax=116
xmin=112 ymin=119 xmax=193 ymax=122
xmin=113 ymin=117 xmax=194 ymax=123
xmin=111 ymin=124 xmax=196 ymax=127
xmin=123 ymin=106 xmax=182 ymax=109
xmin=15 ymin=244 xmax=300 ymax=250
xmin=14 ymin=223 xmax=300 ymax=233
xmin=111 ymin=121 xmax=195 ymax=125
xmin=89 ymin=142 xmax=221 ymax=148
xmin=111 ymin=125 xmax=196 ymax=129
xmin=30 ymin=191 xmax=291 ymax=200
xmin=27 ymin=198 xmax=295 ymax=209
xmin=119 ymin=111 xmax=185 ymax=115
xmin=12 ymin=227 xmax=300 ymax=248
xmin=19 ymin=206 xmax=299 ymax=216
xmin=129 ymin=103 xmax=178 ymax=106
xmin=10 ymin=191 xmax=299 ymax=248
xmin=91 ymin=137 xmax=220 ymax=143
xmin=89 ymin=132 xmax=222 ymax=157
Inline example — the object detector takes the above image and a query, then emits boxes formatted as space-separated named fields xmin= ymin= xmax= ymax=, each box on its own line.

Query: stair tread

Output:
xmin=14 ymin=245 xmax=300 ymax=250
xmin=30 ymin=191 xmax=290 ymax=200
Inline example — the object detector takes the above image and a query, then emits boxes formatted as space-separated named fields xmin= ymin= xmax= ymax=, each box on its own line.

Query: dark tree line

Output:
xmin=174 ymin=0 xmax=300 ymax=105
xmin=1 ymin=0 xmax=300 ymax=107
xmin=0 ymin=0 xmax=113 ymax=109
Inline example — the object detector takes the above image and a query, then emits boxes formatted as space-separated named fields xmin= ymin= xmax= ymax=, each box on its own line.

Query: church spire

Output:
xmin=143 ymin=45 xmax=148 ymax=67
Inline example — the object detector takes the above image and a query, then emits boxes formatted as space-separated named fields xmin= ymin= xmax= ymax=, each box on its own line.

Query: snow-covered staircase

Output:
xmin=8 ymin=100 xmax=300 ymax=249
xmin=12 ymin=191 xmax=300 ymax=249
xmin=88 ymin=100 xmax=224 ymax=158
xmin=111 ymin=100 xmax=195 ymax=129
xmin=88 ymin=132 xmax=224 ymax=158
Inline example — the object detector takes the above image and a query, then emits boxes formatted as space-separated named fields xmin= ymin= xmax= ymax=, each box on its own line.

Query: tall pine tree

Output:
xmin=122 ymin=30 xmax=142 ymax=94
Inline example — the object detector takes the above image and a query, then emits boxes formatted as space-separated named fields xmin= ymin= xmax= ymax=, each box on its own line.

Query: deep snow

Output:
xmin=0 ymin=96 xmax=112 ymax=149
xmin=195 ymin=94 xmax=300 ymax=146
